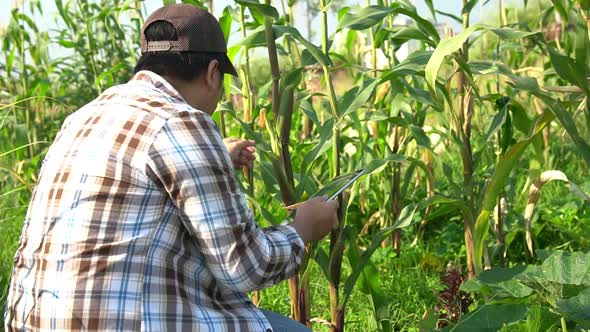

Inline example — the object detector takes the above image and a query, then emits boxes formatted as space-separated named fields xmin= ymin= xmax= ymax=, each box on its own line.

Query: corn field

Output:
xmin=1 ymin=0 xmax=590 ymax=331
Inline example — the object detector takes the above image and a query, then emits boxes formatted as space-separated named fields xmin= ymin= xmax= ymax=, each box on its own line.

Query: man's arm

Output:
xmin=146 ymin=110 xmax=304 ymax=292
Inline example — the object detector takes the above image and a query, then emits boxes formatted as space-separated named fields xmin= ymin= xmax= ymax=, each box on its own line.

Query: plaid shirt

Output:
xmin=4 ymin=71 xmax=304 ymax=331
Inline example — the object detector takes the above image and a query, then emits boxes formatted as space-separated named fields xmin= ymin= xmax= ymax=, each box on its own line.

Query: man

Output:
xmin=4 ymin=4 xmax=338 ymax=331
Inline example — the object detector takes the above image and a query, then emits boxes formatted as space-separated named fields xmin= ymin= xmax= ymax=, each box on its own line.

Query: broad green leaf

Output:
xmin=529 ymin=251 xmax=590 ymax=286
xmin=235 ymin=0 xmax=279 ymax=21
xmin=469 ymin=266 xmax=533 ymax=299
xmin=337 ymin=5 xmax=394 ymax=31
xmin=499 ymin=305 xmax=560 ymax=332
xmin=448 ymin=304 xmax=527 ymax=332
xmin=557 ymin=287 xmax=590 ymax=326
xmin=425 ymin=25 xmax=481 ymax=90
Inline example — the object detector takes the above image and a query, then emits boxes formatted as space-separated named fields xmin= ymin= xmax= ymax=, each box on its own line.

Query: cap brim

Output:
xmin=220 ymin=54 xmax=238 ymax=77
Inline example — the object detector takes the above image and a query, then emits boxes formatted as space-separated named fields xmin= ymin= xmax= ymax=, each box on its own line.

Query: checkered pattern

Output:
xmin=4 ymin=71 xmax=304 ymax=331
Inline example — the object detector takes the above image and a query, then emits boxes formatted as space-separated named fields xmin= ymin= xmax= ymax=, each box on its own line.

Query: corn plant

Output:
xmin=1 ymin=0 xmax=590 ymax=330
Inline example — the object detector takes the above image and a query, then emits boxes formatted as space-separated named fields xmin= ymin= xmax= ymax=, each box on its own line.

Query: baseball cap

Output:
xmin=140 ymin=4 xmax=238 ymax=77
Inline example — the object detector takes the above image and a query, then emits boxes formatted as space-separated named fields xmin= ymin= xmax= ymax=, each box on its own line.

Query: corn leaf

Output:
xmin=337 ymin=5 xmax=395 ymax=31
xmin=473 ymin=110 xmax=555 ymax=273
xmin=234 ymin=0 xmax=279 ymax=21
xmin=425 ymin=25 xmax=481 ymax=91
xmin=547 ymin=46 xmax=590 ymax=95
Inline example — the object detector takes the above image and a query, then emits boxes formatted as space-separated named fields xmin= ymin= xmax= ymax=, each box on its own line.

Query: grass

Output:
xmin=258 ymin=244 xmax=442 ymax=331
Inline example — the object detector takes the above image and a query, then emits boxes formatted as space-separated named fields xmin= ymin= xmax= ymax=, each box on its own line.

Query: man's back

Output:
xmin=4 ymin=71 xmax=304 ymax=331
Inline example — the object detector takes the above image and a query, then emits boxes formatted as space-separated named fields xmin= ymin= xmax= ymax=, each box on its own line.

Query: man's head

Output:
xmin=134 ymin=4 xmax=237 ymax=114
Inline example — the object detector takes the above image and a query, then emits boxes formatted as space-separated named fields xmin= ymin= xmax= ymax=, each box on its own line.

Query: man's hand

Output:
xmin=290 ymin=196 xmax=339 ymax=243
xmin=224 ymin=138 xmax=256 ymax=169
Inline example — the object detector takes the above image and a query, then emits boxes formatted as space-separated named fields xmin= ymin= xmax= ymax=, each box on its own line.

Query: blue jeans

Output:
xmin=261 ymin=310 xmax=313 ymax=332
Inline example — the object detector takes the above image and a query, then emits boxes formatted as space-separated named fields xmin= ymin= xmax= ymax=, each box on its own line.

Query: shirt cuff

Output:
xmin=271 ymin=224 xmax=305 ymax=258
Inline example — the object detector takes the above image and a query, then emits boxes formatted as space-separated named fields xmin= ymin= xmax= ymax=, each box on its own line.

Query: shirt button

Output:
xmin=266 ymin=329 xmax=272 ymax=332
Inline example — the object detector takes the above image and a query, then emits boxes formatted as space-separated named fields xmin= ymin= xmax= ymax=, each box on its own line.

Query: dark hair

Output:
xmin=134 ymin=21 xmax=227 ymax=81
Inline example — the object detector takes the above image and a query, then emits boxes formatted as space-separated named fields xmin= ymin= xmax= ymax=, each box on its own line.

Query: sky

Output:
xmin=1 ymin=0 xmax=503 ymax=45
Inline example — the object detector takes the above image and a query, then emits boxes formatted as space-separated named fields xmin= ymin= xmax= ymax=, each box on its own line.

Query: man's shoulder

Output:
xmin=88 ymin=80 xmax=187 ymax=121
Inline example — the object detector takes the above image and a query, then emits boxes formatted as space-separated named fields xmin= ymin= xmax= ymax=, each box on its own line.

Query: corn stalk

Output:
xmin=458 ymin=0 xmax=476 ymax=279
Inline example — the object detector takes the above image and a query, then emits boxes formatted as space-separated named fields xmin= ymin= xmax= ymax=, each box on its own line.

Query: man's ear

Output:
xmin=206 ymin=59 xmax=220 ymax=89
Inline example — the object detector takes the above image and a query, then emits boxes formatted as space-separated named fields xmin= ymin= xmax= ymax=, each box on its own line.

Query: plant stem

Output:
xmin=264 ymin=7 xmax=281 ymax=119
xmin=239 ymin=5 xmax=255 ymax=189
xmin=459 ymin=0 xmax=476 ymax=279
xmin=319 ymin=0 xmax=343 ymax=330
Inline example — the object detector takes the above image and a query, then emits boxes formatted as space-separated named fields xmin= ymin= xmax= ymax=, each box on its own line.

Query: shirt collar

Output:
xmin=131 ymin=70 xmax=187 ymax=104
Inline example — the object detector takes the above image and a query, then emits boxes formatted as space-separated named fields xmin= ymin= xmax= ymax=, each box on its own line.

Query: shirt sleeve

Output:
xmin=146 ymin=109 xmax=304 ymax=292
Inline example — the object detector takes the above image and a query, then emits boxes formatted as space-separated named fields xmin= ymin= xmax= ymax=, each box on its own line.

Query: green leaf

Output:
xmin=424 ymin=0 xmax=435 ymax=19
xmin=346 ymin=241 xmax=390 ymax=332
xmin=484 ymin=97 xmax=509 ymax=143
xmin=337 ymin=5 xmax=394 ymax=31
xmin=531 ymin=251 xmax=590 ymax=286
xmin=435 ymin=9 xmax=462 ymax=24
xmin=232 ymin=25 xmax=331 ymax=66
xmin=462 ymin=0 xmax=478 ymax=14
xmin=473 ymin=111 xmax=555 ymax=273
xmin=499 ymin=305 xmax=560 ymax=332
xmin=549 ymin=0 xmax=568 ymax=21
xmin=339 ymin=78 xmax=379 ymax=119
xmin=425 ymin=25 xmax=482 ymax=90
xmin=392 ymin=203 xmax=418 ymax=229
xmin=272 ymin=25 xmax=332 ymax=66
xmin=235 ymin=0 xmax=279 ymax=21
xmin=219 ymin=6 xmax=233 ymax=42
xmin=557 ymin=287 xmax=590 ymax=326
xmin=363 ymin=154 xmax=408 ymax=175
xmin=58 ymin=40 xmax=76 ymax=48
xmin=339 ymin=226 xmax=396 ymax=308
xmin=547 ymin=46 xmax=590 ymax=95
xmin=488 ymin=28 xmax=540 ymax=40
xmin=472 ymin=266 xmax=534 ymax=299
xmin=409 ymin=125 xmax=431 ymax=148
xmin=449 ymin=304 xmax=528 ymax=332
xmin=380 ymin=50 xmax=432 ymax=80
xmin=386 ymin=26 xmax=435 ymax=47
